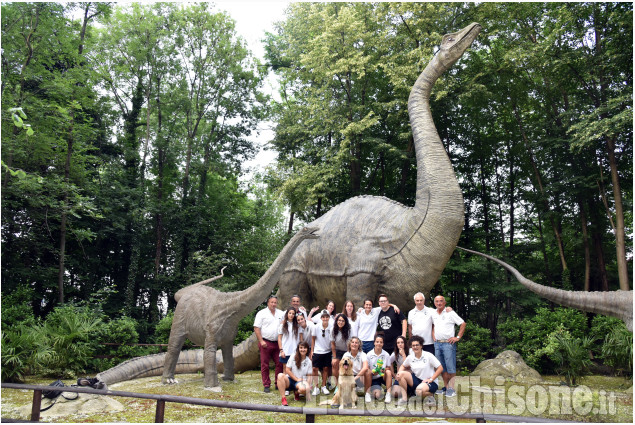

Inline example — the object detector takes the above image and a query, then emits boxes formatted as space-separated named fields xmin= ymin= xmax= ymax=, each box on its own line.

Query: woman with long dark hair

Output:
xmin=278 ymin=307 xmax=299 ymax=367
xmin=277 ymin=341 xmax=313 ymax=406
xmin=330 ymin=313 xmax=351 ymax=380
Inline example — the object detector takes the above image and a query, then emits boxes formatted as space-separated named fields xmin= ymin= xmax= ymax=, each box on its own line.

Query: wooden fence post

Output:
xmin=31 ymin=389 xmax=42 ymax=422
xmin=155 ymin=400 xmax=165 ymax=423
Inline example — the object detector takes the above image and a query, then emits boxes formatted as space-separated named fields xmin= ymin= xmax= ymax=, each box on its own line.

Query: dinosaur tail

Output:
xmin=96 ymin=333 xmax=260 ymax=385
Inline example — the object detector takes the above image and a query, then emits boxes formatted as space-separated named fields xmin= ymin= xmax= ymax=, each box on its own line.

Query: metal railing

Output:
xmin=1 ymin=383 xmax=578 ymax=423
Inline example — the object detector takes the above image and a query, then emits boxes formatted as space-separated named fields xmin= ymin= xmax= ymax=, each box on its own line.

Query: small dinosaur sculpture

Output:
xmin=159 ymin=226 xmax=318 ymax=389
xmin=458 ymin=247 xmax=633 ymax=332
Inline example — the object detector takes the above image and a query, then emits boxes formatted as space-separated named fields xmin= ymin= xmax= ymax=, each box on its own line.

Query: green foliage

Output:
xmin=91 ymin=316 xmax=154 ymax=371
xmin=1 ymin=325 xmax=53 ymax=382
xmin=234 ymin=309 xmax=258 ymax=345
xmin=37 ymin=304 xmax=103 ymax=377
xmin=457 ymin=322 xmax=494 ymax=373
xmin=545 ymin=326 xmax=595 ymax=386
xmin=600 ymin=324 xmax=633 ymax=376
xmin=497 ymin=307 xmax=588 ymax=373
xmin=153 ymin=311 xmax=175 ymax=345
xmin=1 ymin=285 xmax=36 ymax=329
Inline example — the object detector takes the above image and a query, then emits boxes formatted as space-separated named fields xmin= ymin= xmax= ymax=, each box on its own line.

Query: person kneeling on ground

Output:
xmin=277 ymin=341 xmax=313 ymax=406
xmin=395 ymin=335 xmax=443 ymax=406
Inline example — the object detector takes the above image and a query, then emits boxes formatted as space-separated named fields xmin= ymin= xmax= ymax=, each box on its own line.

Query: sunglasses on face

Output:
xmin=322 ymin=329 xmax=326 ymax=337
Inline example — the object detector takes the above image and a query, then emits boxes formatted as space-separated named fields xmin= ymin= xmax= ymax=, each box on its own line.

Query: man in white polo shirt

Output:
xmin=254 ymin=296 xmax=285 ymax=392
xmin=431 ymin=295 xmax=466 ymax=398
xmin=408 ymin=292 xmax=452 ymax=356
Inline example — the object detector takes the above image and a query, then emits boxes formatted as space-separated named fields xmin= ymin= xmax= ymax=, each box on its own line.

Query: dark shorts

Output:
xmin=279 ymin=356 xmax=289 ymax=364
xmin=334 ymin=349 xmax=347 ymax=360
xmin=312 ymin=352 xmax=332 ymax=369
xmin=371 ymin=376 xmax=385 ymax=388
xmin=362 ymin=340 xmax=374 ymax=353
xmin=287 ymin=376 xmax=298 ymax=391
xmin=422 ymin=344 xmax=435 ymax=355
xmin=408 ymin=376 xmax=438 ymax=396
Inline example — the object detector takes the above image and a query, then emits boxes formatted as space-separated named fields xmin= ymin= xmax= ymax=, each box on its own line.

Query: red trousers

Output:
xmin=259 ymin=339 xmax=282 ymax=388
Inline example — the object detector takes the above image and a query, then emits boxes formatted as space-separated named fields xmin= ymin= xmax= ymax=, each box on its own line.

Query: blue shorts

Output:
xmin=287 ymin=376 xmax=298 ymax=391
xmin=279 ymin=356 xmax=289 ymax=364
xmin=371 ymin=376 xmax=384 ymax=388
xmin=434 ymin=342 xmax=456 ymax=374
xmin=408 ymin=376 xmax=438 ymax=396
xmin=362 ymin=340 xmax=374 ymax=353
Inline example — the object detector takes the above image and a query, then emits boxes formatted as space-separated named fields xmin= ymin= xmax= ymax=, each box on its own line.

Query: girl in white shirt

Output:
xmin=277 ymin=341 xmax=313 ymax=406
xmin=389 ymin=335 xmax=410 ymax=400
xmin=342 ymin=300 xmax=359 ymax=337
xmin=309 ymin=300 xmax=336 ymax=326
xmin=278 ymin=308 xmax=299 ymax=365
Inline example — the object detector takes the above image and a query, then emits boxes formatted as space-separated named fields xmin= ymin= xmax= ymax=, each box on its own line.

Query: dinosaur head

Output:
xmin=435 ymin=22 xmax=481 ymax=72
xmin=299 ymin=226 xmax=320 ymax=239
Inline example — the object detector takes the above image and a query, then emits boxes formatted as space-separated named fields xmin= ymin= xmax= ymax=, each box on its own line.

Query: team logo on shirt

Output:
xmin=379 ymin=316 xmax=392 ymax=329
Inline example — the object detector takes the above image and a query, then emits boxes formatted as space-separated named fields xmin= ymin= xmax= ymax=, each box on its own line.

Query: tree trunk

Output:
xmin=57 ymin=112 xmax=73 ymax=304
xmin=606 ymin=137 xmax=630 ymax=290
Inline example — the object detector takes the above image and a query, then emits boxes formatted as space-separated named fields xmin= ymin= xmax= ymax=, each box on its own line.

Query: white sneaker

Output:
xmin=384 ymin=392 xmax=391 ymax=403
xmin=321 ymin=386 xmax=329 ymax=395
xmin=285 ymin=390 xmax=289 ymax=396
xmin=311 ymin=387 xmax=320 ymax=396
xmin=365 ymin=393 xmax=372 ymax=403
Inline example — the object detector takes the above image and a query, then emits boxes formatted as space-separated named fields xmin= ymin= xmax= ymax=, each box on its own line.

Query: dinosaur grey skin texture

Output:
xmin=96 ymin=23 xmax=481 ymax=385
xmin=458 ymin=247 xmax=633 ymax=332
xmin=159 ymin=226 xmax=318 ymax=389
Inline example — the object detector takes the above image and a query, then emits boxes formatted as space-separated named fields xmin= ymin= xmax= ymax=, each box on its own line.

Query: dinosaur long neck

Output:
xmin=240 ymin=233 xmax=311 ymax=310
xmin=409 ymin=56 xmax=464 ymax=216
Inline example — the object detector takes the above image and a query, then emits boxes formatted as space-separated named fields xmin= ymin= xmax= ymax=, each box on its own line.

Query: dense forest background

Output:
xmin=1 ymin=2 xmax=632 ymax=378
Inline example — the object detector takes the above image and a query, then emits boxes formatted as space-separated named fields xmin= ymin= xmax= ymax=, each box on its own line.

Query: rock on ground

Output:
xmin=470 ymin=350 xmax=542 ymax=384
xmin=20 ymin=392 xmax=124 ymax=418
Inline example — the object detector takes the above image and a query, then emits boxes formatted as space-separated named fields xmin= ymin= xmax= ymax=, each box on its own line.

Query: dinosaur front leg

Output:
xmin=204 ymin=337 xmax=221 ymax=391
xmin=161 ymin=318 xmax=187 ymax=384
xmin=221 ymin=342 xmax=235 ymax=381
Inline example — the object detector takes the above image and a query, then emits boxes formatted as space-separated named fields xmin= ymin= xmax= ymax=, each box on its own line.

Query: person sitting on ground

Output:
xmin=366 ymin=333 xmax=393 ymax=403
xmin=389 ymin=335 xmax=410 ymax=400
xmin=342 ymin=337 xmax=372 ymax=399
xmin=277 ymin=341 xmax=313 ymax=406
xmin=395 ymin=335 xmax=443 ymax=406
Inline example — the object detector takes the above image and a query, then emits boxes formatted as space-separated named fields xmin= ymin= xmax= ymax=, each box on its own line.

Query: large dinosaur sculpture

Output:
xmin=275 ymin=23 xmax=482 ymax=312
xmin=97 ymin=226 xmax=318 ymax=389
xmin=97 ymin=23 xmax=481 ymax=384
xmin=458 ymin=247 xmax=633 ymax=332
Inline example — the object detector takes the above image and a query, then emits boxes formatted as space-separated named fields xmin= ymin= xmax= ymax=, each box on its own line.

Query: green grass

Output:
xmin=1 ymin=372 xmax=632 ymax=422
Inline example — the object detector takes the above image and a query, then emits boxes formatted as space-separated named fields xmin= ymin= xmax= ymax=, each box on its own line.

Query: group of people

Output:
xmin=253 ymin=293 xmax=466 ymax=406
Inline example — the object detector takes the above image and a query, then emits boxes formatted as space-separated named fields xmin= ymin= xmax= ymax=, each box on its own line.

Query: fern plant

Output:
xmin=549 ymin=329 xmax=595 ymax=386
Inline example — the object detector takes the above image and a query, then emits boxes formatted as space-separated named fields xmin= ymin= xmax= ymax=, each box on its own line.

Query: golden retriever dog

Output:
xmin=330 ymin=356 xmax=357 ymax=409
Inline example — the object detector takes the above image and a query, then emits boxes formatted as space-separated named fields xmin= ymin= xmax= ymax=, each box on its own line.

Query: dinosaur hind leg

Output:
xmin=279 ymin=270 xmax=313 ymax=307
xmin=204 ymin=336 xmax=220 ymax=389
xmin=347 ymin=273 xmax=381 ymax=307
xmin=221 ymin=342 xmax=235 ymax=381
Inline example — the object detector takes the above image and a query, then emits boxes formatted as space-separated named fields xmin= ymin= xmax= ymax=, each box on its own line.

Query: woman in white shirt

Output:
xmin=342 ymin=300 xmax=359 ymax=337
xmin=388 ymin=335 xmax=409 ymax=400
xmin=277 ymin=341 xmax=313 ymax=406
xmin=278 ymin=308 xmax=299 ymax=366
xmin=395 ymin=335 xmax=443 ymax=405
xmin=309 ymin=300 xmax=336 ymax=326
xmin=330 ymin=314 xmax=351 ymax=381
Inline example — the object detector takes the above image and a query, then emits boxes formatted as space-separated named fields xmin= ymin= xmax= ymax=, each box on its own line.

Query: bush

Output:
xmin=1 ymin=325 xmax=52 ymax=382
xmin=93 ymin=316 xmax=152 ymax=371
xmin=601 ymin=324 xmax=633 ymax=376
xmin=458 ymin=322 xmax=494 ymax=373
xmin=544 ymin=326 xmax=594 ymax=386
xmin=234 ymin=309 xmax=257 ymax=345
xmin=1 ymin=285 xmax=36 ymax=329
xmin=497 ymin=307 xmax=587 ymax=373
xmin=38 ymin=304 xmax=103 ymax=377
